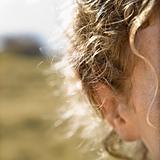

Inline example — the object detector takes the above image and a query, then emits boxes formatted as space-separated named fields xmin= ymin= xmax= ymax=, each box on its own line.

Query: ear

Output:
xmin=94 ymin=83 xmax=140 ymax=141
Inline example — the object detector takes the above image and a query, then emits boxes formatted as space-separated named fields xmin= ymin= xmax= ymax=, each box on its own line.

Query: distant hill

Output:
xmin=0 ymin=34 xmax=49 ymax=57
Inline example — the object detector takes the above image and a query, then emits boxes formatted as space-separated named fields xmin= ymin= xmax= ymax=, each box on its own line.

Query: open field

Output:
xmin=0 ymin=53 xmax=96 ymax=160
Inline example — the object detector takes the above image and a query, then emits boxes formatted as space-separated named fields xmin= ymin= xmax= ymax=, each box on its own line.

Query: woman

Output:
xmin=68 ymin=0 xmax=160 ymax=159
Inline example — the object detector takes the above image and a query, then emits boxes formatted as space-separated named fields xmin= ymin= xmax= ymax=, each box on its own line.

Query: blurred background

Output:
xmin=0 ymin=0 xmax=98 ymax=160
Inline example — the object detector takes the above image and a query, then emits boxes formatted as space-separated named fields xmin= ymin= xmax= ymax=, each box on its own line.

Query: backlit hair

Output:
xmin=61 ymin=0 xmax=158 ymax=159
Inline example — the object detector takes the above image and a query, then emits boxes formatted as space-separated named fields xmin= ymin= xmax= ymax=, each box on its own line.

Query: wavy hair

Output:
xmin=65 ymin=0 xmax=157 ymax=159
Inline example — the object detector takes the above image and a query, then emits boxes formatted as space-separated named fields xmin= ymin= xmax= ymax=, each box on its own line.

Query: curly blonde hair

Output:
xmin=66 ymin=0 xmax=158 ymax=159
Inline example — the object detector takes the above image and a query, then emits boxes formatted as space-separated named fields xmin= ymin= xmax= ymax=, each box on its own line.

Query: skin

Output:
xmin=95 ymin=6 xmax=160 ymax=160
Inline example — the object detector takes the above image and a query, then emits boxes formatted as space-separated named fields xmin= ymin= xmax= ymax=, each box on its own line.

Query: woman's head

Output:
xmin=69 ymin=0 xmax=160 ymax=159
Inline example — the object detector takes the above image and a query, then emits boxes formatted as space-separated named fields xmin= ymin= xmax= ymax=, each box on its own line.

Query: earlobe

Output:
xmin=101 ymin=97 xmax=125 ymax=129
xmin=94 ymin=83 xmax=125 ymax=127
xmin=94 ymin=83 xmax=140 ymax=141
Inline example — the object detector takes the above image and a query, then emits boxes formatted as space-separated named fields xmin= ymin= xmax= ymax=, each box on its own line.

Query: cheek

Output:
xmin=136 ymin=20 xmax=160 ymax=75
xmin=148 ymin=94 xmax=160 ymax=129
xmin=131 ymin=63 xmax=154 ymax=111
xmin=131 ymin=60 xmax=160 ymax=129
xmin=132 ymin=18 xmax=160 ymax=128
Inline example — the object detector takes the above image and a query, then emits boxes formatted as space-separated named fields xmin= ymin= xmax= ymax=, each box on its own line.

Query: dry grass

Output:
xmin=0 ymin=53 xmax=95 ymax=160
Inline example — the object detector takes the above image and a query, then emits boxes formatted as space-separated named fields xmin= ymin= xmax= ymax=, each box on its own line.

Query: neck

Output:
xmin=142 ymin=132 xmax=160 ymax=160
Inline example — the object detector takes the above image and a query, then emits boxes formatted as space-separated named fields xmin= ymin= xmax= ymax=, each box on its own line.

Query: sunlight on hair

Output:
xmin=51 ymin=57 xmax=113 ymax=159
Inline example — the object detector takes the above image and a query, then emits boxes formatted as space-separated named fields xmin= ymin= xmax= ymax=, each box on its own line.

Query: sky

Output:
xmin=0 ymin=0 xmax=73 ymax=51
